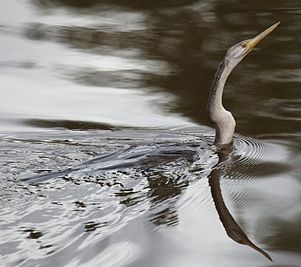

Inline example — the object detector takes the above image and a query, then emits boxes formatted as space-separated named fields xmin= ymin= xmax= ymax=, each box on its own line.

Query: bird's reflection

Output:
xmin=208 ymin=145 xmax=272 ymax=261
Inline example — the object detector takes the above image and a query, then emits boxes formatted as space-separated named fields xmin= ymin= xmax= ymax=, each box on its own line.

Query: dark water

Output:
xmin=0 ymin=0 xmax=301 ymax=266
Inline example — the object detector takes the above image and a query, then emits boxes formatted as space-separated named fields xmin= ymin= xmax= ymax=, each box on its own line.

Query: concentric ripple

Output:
xmin=234 ymin=136 xmax=268 ymax=165
xmin=227 ymin=135 xmax=291 ymax=181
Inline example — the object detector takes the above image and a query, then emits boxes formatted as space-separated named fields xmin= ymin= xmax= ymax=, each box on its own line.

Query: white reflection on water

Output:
xmin=0 ymin=32 xmax=190 ymax=130
xmin=84 ymin=242 xmax=139 ymax=267
xmin=0 ymin=0 xmax=189 ymax=131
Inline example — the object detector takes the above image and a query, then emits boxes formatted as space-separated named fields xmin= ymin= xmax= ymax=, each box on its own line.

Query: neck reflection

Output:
xmin=208 ymin=145 xmax=272 ymax=261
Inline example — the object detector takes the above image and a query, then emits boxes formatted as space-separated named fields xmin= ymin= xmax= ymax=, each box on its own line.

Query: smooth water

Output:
xmin=0 ymin=1 xmax=301 ymax=266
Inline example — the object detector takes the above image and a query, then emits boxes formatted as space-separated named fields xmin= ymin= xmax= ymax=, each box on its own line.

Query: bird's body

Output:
xmin=207 ymin=22 xmax=280 ymax=146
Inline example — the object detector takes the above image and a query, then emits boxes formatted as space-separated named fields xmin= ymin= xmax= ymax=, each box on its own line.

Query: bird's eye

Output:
xmin=242 ymin=43 xmax=247 ymax=48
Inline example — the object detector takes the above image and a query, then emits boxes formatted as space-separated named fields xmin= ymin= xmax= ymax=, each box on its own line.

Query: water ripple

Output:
xmin=0 ymin=128 xmax=294 ymax=265
xmin=226 ymin=136 xmax=291 ymax=182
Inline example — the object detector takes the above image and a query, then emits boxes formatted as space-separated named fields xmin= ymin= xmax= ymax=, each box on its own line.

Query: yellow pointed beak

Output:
xmin=245 ymin=22 xmax=280 ymax=52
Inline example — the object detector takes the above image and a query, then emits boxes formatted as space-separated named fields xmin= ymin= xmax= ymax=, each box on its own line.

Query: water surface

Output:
xmin=0 ymin=0 xmax=301 ymax=266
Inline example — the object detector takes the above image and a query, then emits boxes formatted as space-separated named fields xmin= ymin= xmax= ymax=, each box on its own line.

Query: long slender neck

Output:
xmin=207 ymin=59 xmax=236 ymax=146
xmin=207 ymin=60 xmax=231 ymax=114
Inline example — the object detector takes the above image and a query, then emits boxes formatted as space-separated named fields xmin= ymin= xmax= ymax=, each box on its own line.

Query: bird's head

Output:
xmin=224 ymin=22 xmax=280 ymax=69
